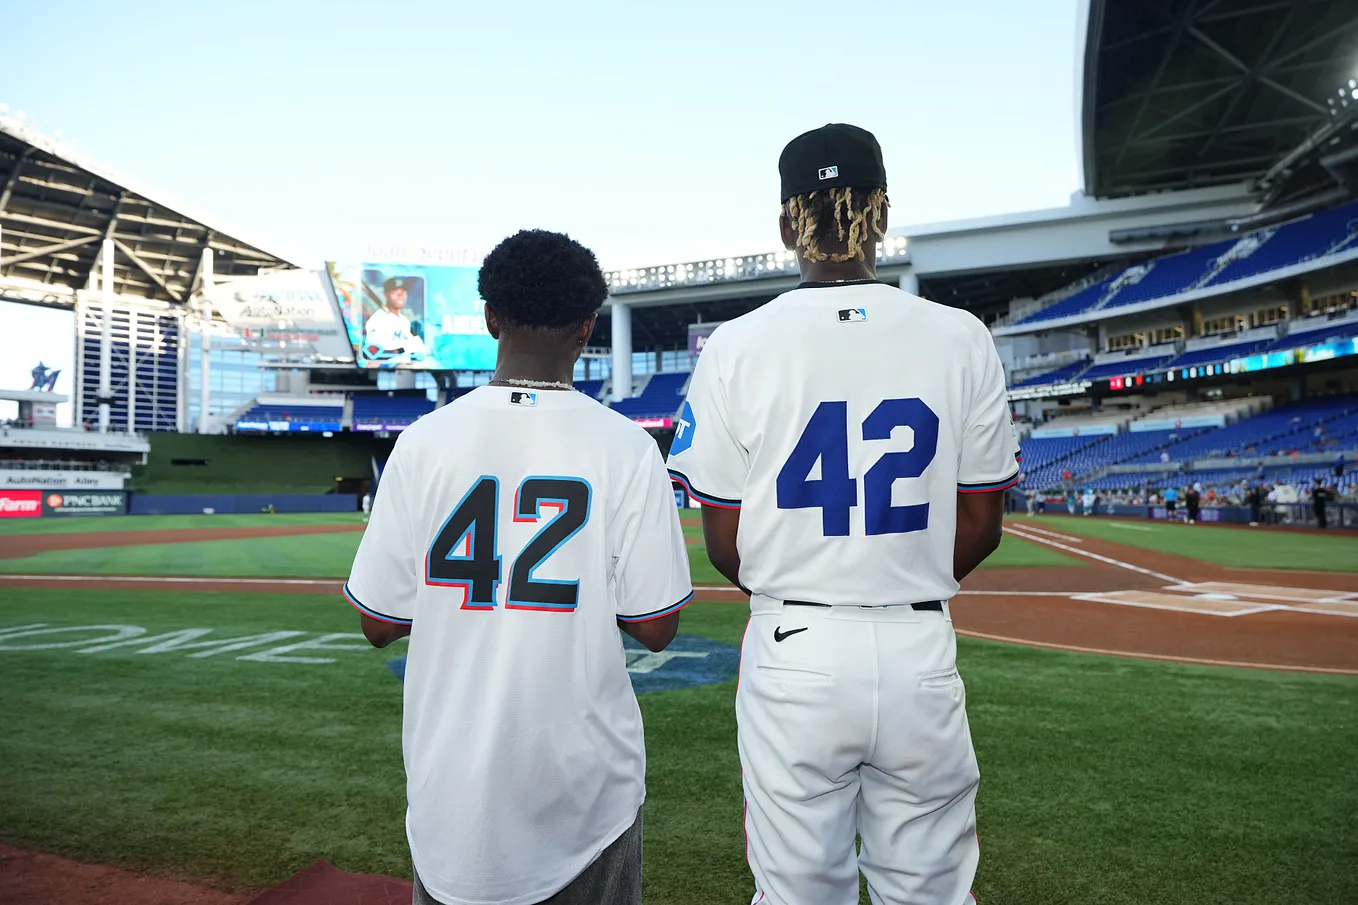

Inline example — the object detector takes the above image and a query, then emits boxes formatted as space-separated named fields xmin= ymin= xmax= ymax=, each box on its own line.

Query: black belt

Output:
xmin=786 ymin=600 xmax=943 ymax=611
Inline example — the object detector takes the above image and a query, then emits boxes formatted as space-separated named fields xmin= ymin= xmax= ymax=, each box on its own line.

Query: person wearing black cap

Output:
xmin=667 ymin=123 xmax=1016 ymax=904
xmin=363 ymin=276 xmax=428 ymax=363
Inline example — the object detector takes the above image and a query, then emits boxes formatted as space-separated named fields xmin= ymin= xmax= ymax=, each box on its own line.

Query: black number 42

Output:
xmin=426 ymin=475 xmax=592 ymax=612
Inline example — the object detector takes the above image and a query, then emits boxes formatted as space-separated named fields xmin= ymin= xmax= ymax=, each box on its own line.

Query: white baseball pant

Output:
xmin=737 ymin=598 xmax=981 ymax=905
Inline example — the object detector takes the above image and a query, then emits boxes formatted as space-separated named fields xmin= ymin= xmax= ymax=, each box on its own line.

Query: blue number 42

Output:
xmin=776 ymin=398 xmax=939 ymax=537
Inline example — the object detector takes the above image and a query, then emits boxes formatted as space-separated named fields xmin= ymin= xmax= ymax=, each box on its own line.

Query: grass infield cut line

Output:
xmin=1003 ymin=525 xmax=1181 ymax=584
xmin=954 ymin=628 xmax=1358 ymax=676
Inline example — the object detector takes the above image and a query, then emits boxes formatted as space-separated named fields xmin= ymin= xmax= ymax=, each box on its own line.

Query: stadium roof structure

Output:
xmin=0 ymin=112 xmax=298 ymax=309
xmin=1081 ymin=0 xmax=1358 ymax=203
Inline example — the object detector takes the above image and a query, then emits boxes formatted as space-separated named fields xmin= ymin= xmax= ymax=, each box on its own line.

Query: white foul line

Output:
xmin=1007 ymin=523 xmax=1084 ymax=543
xmin=1003 ymin=525 xmax=1181 ymax=584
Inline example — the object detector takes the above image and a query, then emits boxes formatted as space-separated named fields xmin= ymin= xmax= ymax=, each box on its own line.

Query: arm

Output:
xmin=613 ymin=446 xmax=695 ymax=653
xmin=359 ymin=613 xmax=411 ymax=649
xmin=955 ymin=489 xmax=1006 ymax=581
xmin=617 ymin=611 xmax=681 ymax=652
xmin=700 ymin=505 xmax=746 ymax=592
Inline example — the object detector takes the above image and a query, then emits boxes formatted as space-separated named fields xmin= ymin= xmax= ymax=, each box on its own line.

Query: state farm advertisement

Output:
xmin=0 ymin=490 xmax=42 ymax=518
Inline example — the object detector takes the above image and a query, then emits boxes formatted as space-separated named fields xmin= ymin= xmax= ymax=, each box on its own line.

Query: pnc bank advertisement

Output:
xmin=325 ymin=262 xmax=497 ymax=371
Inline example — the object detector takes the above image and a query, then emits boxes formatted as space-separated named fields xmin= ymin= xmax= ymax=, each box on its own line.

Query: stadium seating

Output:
xmin=236 ymin=404 xmax=341 ymax=425
xmin=575 ymin=379 xmax=605 ymax=400
xmin=1129 ymin=395 xmax=1358 ymax=462
xmin=1100 ymin=241 xmax=1234 ymax=310
xmin=1080 ymin=346 xmax=1178 ymax=382
xmin=1010 ymin=202 xmax=1358 ymax=327
xmin=351 ymin=395 xmax=435 ymax=428
xmin=1206 ymin=201 xmax=1358 ymax=287
xmin=1009 ymin=359 xmax=1091 ymax=388
xmin=1013 ymin=279 xmax=1115 ymax=325
xmin=608 ymin=371 xmax=688 ymax=419
xmin=1169 ymin=337 xmax=1271 ymax=370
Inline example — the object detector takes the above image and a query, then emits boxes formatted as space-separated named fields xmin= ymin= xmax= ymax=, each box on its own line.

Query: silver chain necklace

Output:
xmin=491 ymin=376 xmax=574 ymax=391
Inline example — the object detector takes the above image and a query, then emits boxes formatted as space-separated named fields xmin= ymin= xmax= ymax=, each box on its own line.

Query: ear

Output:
xmin=577 ymin=313 xmax=598 ymax=346
xmin=484 ymin=303 xmax=501 ymax=340
xmin=779 ymin=211 xmax=798 ymax=251
xmin=877 ymin=194 xmax=890 ymax=235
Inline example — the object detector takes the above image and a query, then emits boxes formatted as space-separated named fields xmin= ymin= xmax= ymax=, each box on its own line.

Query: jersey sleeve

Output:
xmin=665 ymin=334 xmax=746 ymax=508
xmin=957 ymin=328 xmax=1022 ymax=494
xmin=345 ymin=446 xmax=419 ymax=625
xmin=613 ymin=445 xmax=694 ymax=623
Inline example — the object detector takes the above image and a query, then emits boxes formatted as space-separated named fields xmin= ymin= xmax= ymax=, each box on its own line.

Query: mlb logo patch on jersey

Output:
xmin=818 ymin=165 xmax=839 ymax=180
xmin=509 ymin=391 xmax=537 ymax=407
xmin=838 ymin=308 xmax=867 ymax=323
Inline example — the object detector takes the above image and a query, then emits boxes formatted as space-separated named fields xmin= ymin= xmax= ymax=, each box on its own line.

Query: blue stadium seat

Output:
xmin=1009 ymin=359 xmax=1091 ymax=388
xmin=1128 ymin=396 xmax=1358 ymax=463
xmin=1206 ymin=202 xmax=1358 ymax=287
xmin=609 ymin=372 xmax=689 ymax=419
xmin=1100 ymin=241 xmax=1233 ymax=310
xmin=351 ymin=395 xmax=435 ymax=429
xmin=574 ymin=379 xmax=605 ymax=400
xmin=1080 ymin=349 xmax=1177 ymax=383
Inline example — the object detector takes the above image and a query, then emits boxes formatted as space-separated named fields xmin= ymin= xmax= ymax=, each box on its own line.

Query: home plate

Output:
xmin=1072 ymin=590 xmax=1281 ymax=616
xmin=1169 ymin=582 xmax=1356 ymax=604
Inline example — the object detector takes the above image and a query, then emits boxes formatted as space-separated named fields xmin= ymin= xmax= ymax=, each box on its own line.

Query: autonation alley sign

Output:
xmin=0 ymin=470 xmax=126 ymax=490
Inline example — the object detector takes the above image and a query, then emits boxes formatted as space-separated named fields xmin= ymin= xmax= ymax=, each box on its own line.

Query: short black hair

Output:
xmin=477 ymin=229 xmax=608 ymax=330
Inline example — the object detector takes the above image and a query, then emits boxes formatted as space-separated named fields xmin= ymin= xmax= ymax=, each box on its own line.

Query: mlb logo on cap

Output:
xmin=509 ymin=391 xmax=537 ymax=407
xmin=838 ymin=308 xmax=867 ymax=323
xmin=818 ymin=165 xmax=839 ymax=180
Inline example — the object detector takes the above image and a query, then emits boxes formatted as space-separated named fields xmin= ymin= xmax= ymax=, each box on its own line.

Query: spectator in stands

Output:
xmin=1163 ymin=485 xmax=1179 ymax=520
xmin=1246 ymin=483 xmax=1264 ymax=526
xmin=1160 ymin=449 xmax=1170 ymax=465
xmin=1337 ymin=453 xmax=1347 ymax=479
xmin=1185 ymin=485 xmax=1201 ymax=525
xmin=1313 ymin=478 xmax=1332 ymax=529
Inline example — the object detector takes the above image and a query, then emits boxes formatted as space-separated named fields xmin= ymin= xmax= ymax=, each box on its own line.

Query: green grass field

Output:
xmin=0 ymin=512 xmax=361 ymax=536
xmin=1 ymin=586 xmax=1354 ymax=904
xmin=0 ymin=512 xmax=1079 ymax=578
xmin=1026 ymin=514 xmax=1358 ymax=572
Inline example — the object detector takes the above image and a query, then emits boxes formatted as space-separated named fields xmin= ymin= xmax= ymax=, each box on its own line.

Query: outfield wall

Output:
xmin=129 ymin=493 xmax=358 ymax=515
xmin=132 ymin=433 xmax=374 ymax=495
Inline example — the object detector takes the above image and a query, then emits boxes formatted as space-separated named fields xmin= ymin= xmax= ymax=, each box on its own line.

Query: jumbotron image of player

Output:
xmin=363 ymin=276 xmax=428 ymax=364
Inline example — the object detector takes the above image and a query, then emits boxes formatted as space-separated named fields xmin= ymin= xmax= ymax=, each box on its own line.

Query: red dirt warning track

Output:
xmin=2 ymin=519 xmax=1357 ymax=674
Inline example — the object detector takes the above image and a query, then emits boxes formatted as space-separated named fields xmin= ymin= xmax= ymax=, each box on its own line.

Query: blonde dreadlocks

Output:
xmin=783 ymin=187 xmax=887 ymax=263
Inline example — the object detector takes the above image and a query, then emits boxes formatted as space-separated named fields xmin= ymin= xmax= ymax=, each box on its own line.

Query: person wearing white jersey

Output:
xmin=668 ymin=124 xmax=1019 ymax=905
xmin=363 ymin=276 xmax=428 ymax=364
xmin=347 ymin=230 xmax=693 ymax=905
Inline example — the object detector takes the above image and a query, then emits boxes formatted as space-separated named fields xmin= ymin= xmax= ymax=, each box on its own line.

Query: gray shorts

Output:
xmin=412 ymin=807 xmax=643 ymax=905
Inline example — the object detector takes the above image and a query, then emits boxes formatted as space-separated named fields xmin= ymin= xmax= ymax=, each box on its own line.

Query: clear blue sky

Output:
xmin=0 ymin=0 xmax=1082 ymax=269
xmin=1 ymin=0 xmax=1082 ymax=423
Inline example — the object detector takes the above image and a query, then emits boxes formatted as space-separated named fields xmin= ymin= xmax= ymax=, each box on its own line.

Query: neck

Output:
xmin=492 ymin=339 xmax=577 ymax=388
xmin=797 ymin=246 xmax=878 ymax=283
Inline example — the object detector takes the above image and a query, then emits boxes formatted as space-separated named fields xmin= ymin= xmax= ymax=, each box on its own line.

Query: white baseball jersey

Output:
xmin=667 ymin=280 xmax=1020 ymax=605
xmin=345 ymin=385 xmax=692 ymax=905
xmin=669 ymin=280 xmax=1017 ymax=905
xmin=363 ymin=308 xmax=427 ymax=359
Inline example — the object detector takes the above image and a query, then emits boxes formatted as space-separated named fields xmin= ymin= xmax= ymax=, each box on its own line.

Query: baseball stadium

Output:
xmin=2 ymin=3 xmax=1358 ymax=905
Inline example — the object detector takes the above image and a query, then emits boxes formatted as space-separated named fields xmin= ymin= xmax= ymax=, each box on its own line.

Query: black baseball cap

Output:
xmin=779 ymin=123 xmax=887 ymax=202
xmin=383 ymin=277 xmax=410 ymax=292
